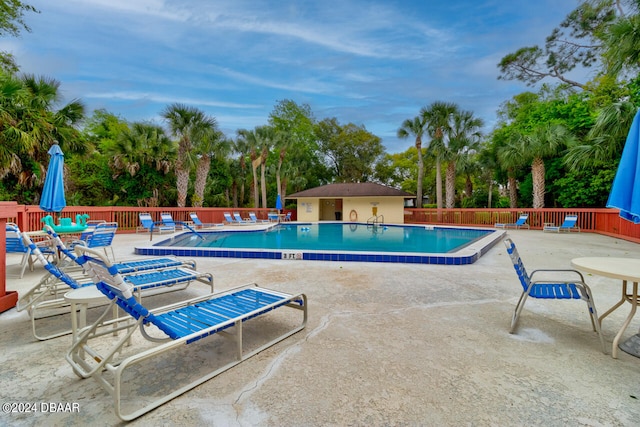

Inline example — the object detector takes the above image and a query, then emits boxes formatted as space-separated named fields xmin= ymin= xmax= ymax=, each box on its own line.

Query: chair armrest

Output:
xmin=529 ymin=268 xmax=586 ymax=284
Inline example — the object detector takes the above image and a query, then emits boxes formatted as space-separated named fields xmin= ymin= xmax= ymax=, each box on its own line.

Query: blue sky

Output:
xmin=3 ymin=0 xmax=585 ymax=152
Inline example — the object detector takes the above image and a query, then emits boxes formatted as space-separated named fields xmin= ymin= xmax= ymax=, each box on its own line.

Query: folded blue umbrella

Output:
xmin=607 ymin=109 xmax=640 ymax=224
xmin=40 ymin=144 xmax=67 ymax=213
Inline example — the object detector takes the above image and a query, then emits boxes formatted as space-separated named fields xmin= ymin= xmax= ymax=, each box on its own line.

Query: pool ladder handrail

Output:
xmin=366 ymin=215 xmax=385 ymax=234
xmin=366 ymin=215 xmax=384 ymax=226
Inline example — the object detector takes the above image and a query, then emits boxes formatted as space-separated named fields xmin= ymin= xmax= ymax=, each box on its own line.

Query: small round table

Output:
xmin=571 ymin=257 xmax=640 ymax=358
xmin=64 ymin=285 xmax=107 ymax=343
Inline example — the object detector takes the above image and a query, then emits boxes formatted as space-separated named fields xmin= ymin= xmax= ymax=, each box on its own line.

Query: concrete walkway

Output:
xmin=1 ymin=228 xmax=640 ymax=426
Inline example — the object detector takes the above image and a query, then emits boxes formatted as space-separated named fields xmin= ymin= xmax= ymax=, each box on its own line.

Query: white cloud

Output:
xmin=85 ymin=91 xmax=261 ymax=110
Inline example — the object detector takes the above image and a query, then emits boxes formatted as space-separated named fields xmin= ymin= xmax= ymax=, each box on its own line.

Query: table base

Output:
xmin=619 ymin=333 xmax=640 ymax=358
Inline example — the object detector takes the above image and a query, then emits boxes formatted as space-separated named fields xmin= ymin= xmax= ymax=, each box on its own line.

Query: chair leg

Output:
xmin=510 ymin=292 xmax=529 ymax=333
xmin=582 ymin=287 xmax=607 ymax=354
xmin=18 ymin=251 xmax=30 ymax=279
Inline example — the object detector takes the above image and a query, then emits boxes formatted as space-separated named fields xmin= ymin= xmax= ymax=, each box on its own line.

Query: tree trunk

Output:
xmin=175 ymin=164 xmax=189 ymax=208
xmin=260 ymin=162 xmax=267 ymax=208
xmin=261 ymin=147 xmax=269 ymax=209
xmin=175 ymin=139 xmax=190 ymax=207
xmin=276 ymin=159 xmax=282 ymax=198
xmin=445 ymin=161 xmax=456 ymax=208
xmin=465 ymin=175 xmax=473 ymax=201
xmin=192 ymin=155 xmax=210 ymax=208
xmin=415 ymin=138 xmax=423 ymax=208
xmin=251 ymin=157 xmax=260 ymax=208
xmin=239 ymin=155 xmax=246 ymax=207
xmin=281 ymin=177 xmax=288 ymax=199
xmin=231 ymin=182 xmax=237 ymax=208
xmin=277 ymin=147 xmax=285 ymax=198
xmin=508 ymin=175 xmax=518 ymax=208
xmin=531 ymin=157 xmax=545 ymax=208
xmin=435 ymin=156 xmax=443 ymax=209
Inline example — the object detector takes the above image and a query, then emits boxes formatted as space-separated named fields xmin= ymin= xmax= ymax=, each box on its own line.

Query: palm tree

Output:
xmin=109 ymin=122 xmax=147 ymax=177
xmin=161 ymin=103 xmax=216 ymax=207
xmin=237 ymin=128 xmax=261 ymax=208
xmin=456 ymin=151 xmax=480 ymax=204
xmin=275 ymin=132 xmax=292 ymax=199
xmin=602 ymin=8 xmax=640 ymax=76
xmin=442 ymin=110 xmax=483 ymax=208
xmin=0 ymin=71 xmax=27 ymax=179
xmin=232 ymin=136 xmax=250 ymax=207
xmin=422 ymin=101 xmax=458 ymax=209
xmin=254 ymin=126 xmax=279 ymax=208
xmin=106 ymin=122 xmax=175 ymax=205
xmin=523 ymin=123 xmax=576 ymax=208
xmin=476 ymin=147 xmax=499 ymax=208
xmin=564 ymin=101 xmax=637 ymax=170
xmin=497 ymin=136 xmax=527 ymax=208
xmin=0 ymin=72 xmax=85 ymax=198
xmin=192 ymin=126 xmax=225 ymax=207
xmin=397 ymin=115 xmax=427 ymax=207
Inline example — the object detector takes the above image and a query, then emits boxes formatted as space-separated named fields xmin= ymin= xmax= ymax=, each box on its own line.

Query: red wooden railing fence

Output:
xmin=403 ymin=208 xmax=640 ymax=244
xmin=9 ymin=206 xmax=291 ymax=234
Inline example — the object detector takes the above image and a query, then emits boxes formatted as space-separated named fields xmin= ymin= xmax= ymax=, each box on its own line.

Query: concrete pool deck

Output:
xmin=2 ymin=228 xmax=640 ymax=426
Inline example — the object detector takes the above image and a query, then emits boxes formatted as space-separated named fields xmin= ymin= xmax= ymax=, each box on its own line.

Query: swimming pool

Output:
xmin=135 ymin=223 xmax=505 ymax=265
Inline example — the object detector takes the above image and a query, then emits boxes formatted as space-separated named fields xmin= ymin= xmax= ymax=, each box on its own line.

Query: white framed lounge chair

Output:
xmin=248 ymin=212 xmax=269 ymax=223
xmin=224 ymin=212 xmax=252 ymax=225
xmin=70 ymin=221 xmax=118 ymax=261
xmin=233 ymin=212 xmax=249 ymax=223
xmin=543 ymin=215 xmax=580 ymax=232
xmin=189 ymin=212 xmax=223 ymax=228
xmin=5 ymin=222 xmax=56 ymax=278
xmin=495 ymin=214 xmax=529 ymax=229
xmin=160 ymin=212 xmax=180 ymax=231
xmin=223 ymin=212 xmax=235 ymax=224
xmin=17 ymin=226 xmax=211 ymax=341
xmin=504 ymin=238 xmax=605 ymax=353
xmin=67 ymin=245 xmax=307 ymax=421
xmin=137 ymin=213 xmax=174 ymax=234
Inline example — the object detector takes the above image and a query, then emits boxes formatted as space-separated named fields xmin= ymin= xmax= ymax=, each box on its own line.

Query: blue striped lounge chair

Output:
xmin=160 ymin=212 xmax=180 ymax=231
xmin=223 ymin=212 xmax=235 ymax=224
xmin=233 ymin=212 xmax=249 ymax=224
xmin=248 ymin=212 xmax=269 ymax=223
xmin=189 ymin=212 xmax=223 ymax=228
xmin=17 ymin=227 xmax=212 ymax=341
xmin=495 ymin=214 xmax=529 ymax=229
xmin=70 ymin=221 xmax=118 ymax=261
xmin=137 ymin=213 xmax=174 ymax=234
xmin=5 ymin=222 xmax=57 ymax=278
xmin=67 ymin=245 xmax=307 ymax=421
xmin=543 ymin=215 xmax=580 ymax=232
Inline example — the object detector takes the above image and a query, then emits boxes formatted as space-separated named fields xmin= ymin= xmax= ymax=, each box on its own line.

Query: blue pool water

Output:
xmin=136 ymin=223 xmax=504 ymax=265
xmin=158 ymin=223 xmax=489 ymax=252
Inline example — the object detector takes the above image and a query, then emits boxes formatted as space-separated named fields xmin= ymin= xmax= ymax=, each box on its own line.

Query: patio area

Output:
xmin=1 ymin=228 xmax=640 ymax=426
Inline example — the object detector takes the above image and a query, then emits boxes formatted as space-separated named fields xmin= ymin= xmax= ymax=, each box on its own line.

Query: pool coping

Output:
xmin=135 ymin=223 xmax=506 ymax=265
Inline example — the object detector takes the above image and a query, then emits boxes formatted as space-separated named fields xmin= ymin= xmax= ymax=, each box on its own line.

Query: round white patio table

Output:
xmin=64 ymin=285 xmax=107 ymax=344
xmin=571 ymin=257 xmax=640 ymax=359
